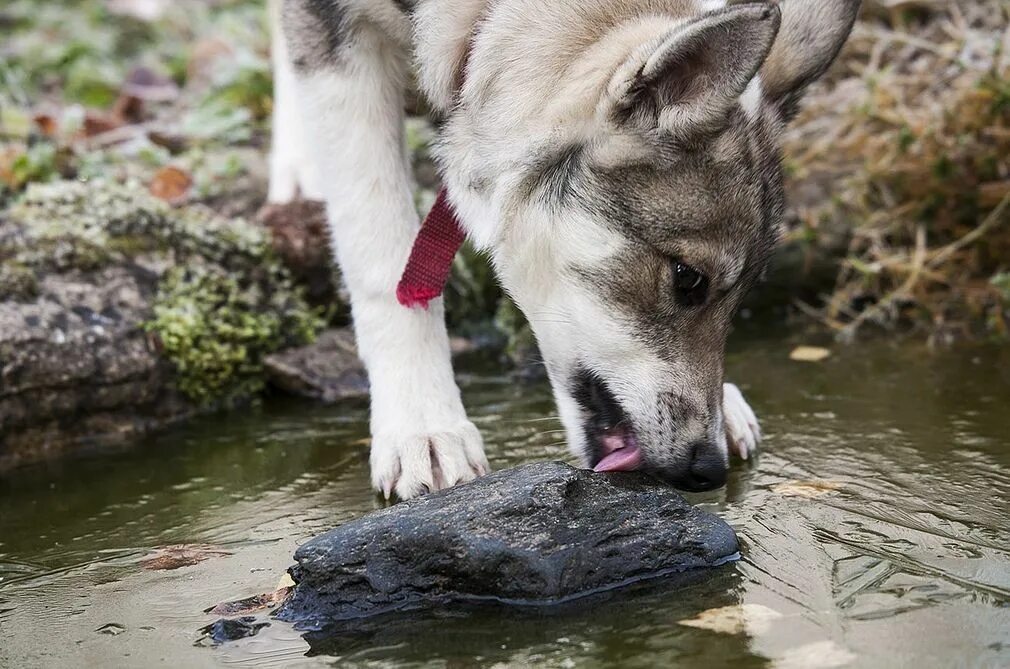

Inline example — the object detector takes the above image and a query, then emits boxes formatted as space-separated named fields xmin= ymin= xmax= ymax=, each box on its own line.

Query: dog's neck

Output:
xmin=412 ymin=0 xmax=707 ymax=251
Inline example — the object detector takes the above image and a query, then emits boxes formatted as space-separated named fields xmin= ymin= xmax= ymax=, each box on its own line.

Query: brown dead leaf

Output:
xmin=149 ymin=165 xmax=193 ymax=203
xmin=205 ymin=588 xmax=293 ymax=617
xmin=771 ymin=480 xmax=842 ymax=498
xmin=33 ymin=113 xmax=59 ymax=138
xmin=148 ymin=130 xmax=188 ymax=153
xmin=140 ymin=544 xmax=232 ymax=571
xmin=679 ymin=604 xmax=783 ymax=635
xmin=789 ymin=346 xmax=832 ymax=362
xmin=82 ymin=111 xmax=123 ymax=138
xmin=205 ymin=573 xmax=296 ymax=616
xmin=111 ymin=94 xmax=145 ymax=125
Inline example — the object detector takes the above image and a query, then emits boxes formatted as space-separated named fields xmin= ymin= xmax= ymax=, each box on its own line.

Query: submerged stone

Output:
xmin=197 ymin=617 xmax=270 ymax=646
xmin=277 ymin=462 xmax=739 ymax=628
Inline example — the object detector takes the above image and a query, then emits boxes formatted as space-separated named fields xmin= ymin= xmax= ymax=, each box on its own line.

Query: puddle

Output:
xmin=1 ymin=337 xmax=1009 ymax=667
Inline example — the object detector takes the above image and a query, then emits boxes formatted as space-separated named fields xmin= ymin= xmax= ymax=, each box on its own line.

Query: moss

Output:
xmin=147 ymin=266 xmax=324 ymax=405
xmin=0 ymin=261 xmax=38 ymax=301
xmin=8 ymin=179 xmax=270 ymax=272
xmin=5 ymin=178 xmax=325 ymax=404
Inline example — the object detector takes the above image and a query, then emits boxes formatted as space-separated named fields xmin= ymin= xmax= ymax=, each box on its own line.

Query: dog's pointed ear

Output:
xmin=607 ymin=3 xmax=781 ymax=137
xmin=760 ymin=0 xmax=861 ymax=121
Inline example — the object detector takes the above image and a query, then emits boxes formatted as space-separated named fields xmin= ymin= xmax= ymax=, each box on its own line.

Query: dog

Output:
xmin=267 ymin=0 xmax=860 ymax=499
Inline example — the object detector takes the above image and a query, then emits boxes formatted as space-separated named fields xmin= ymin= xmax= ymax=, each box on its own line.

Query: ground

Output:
xmin=3 ymin=0 xmax=1007 ymax=344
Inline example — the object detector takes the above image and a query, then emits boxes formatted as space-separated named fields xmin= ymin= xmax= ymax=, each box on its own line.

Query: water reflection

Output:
xmin=1 ymin=342 xmax=1009 ymax=667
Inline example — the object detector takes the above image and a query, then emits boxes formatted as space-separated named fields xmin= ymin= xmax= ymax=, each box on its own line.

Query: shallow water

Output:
xmin=2 ymin=334 xmax=1009 ymax=668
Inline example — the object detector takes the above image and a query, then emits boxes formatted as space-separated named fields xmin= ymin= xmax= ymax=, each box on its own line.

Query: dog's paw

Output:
xmin=369 ymin=422 xmax=490 ymax=500
xmin=723 ymin=383 xmax=761 ymax=460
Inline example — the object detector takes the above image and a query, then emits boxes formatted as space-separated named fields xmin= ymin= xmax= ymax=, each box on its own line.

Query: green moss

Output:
xmin=9 ymin=179 xmax=272 ymax=271
xmin=6 ymin=178 xmax=325 ymax=404
xmin=147 ymin=266 xmax=324 ymax=405
xmin=0 ymin=261 xmax=38 ymax=301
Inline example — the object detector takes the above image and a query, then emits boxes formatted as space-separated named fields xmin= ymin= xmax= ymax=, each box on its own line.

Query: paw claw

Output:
xmin=371 ymin=423 xmax=489 ymax=500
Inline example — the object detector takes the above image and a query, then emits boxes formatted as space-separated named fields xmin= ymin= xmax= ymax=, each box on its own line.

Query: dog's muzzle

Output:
xmin=572 ymin=370 xmax=727 ymax=491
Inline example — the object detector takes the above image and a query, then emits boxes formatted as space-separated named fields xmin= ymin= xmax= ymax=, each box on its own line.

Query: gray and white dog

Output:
xmin=267 ymin=0 xmax=860 ymax=499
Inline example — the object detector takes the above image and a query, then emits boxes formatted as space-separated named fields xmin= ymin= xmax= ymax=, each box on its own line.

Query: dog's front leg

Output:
xmin=266 ymin=0 xmax=322 ymax=203
xmin=282 ymin=1 xmax=489 ymax=498
xmin=723 ymin=383 xmax=761 ymax=460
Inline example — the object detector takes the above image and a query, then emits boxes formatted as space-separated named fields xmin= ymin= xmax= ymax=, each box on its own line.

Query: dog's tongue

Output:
xmin=593 ymin=430 xmax=643 ymax=473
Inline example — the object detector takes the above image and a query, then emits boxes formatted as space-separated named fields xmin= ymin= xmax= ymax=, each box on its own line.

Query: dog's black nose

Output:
xmin=679 ymin=441 xmax=728 ymax=492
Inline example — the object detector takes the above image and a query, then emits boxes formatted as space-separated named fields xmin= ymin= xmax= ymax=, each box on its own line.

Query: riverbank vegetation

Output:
xmin=2 ymin=0 xmax=1008 ymax=346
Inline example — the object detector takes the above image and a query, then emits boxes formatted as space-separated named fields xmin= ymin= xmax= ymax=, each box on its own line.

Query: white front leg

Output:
xmin=287 ymin=13 xmax=489 ymax=499
xmin=267 ymin=0 xmax=323 ymax=203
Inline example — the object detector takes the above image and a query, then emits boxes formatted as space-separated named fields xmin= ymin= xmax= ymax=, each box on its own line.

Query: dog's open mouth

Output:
xmin=572 ymin=370 xmax=643 ymax=473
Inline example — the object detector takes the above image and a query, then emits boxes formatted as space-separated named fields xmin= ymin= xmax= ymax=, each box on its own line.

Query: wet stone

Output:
xmin=197 ymin=617 xmax=270 ymax=646
xmin=263 ymin=329 xmax=368 ymax=403
xmin=277 ymin=462 xmax=739 ymax=628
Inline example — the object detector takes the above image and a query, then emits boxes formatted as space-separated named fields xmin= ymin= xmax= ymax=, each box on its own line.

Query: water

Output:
xmin=2 ymin=335 xmax=1009 ymax=668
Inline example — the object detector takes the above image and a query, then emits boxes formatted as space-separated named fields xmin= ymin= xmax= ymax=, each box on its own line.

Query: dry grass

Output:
xmin=784 ymin=0 xmax=1010 ymax=343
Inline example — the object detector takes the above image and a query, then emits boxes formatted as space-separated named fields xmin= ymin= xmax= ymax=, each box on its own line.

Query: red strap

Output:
xmin=396 ymin=187 xmax=466 ymax=309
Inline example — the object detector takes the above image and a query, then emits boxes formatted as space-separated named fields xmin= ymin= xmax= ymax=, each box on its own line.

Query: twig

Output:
xmin=926 ymin=192 xmax=1010 ymax=269
xmin=837 ymin=224 xmax=928 ymax=342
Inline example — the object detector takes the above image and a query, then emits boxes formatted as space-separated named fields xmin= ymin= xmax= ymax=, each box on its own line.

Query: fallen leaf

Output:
xmin=140 ymin=544 xmax=232 ymax=571
xmin=771 ymin=480 xmax=842 ymax=498
xmin=205 ymin=574 xmax=295 ymax=616
xmin=33 ymin=113 xmax=59 ymax=137
xmin=774 ymin=640 xmax=856 ymax=669
xmin=790 ymin=346 xmax=832 ymax=362
xmin=149 ymin=165 xmax=193 ymax=203
xmin=148 ymin=130 xmax=188 ymax=153
xmin=111 ymin=94 xmax=145 ymax=125
xmin=82 ymin=111 xmax=123 ymax=138
xmin=678 ymin=604 xmax=783 ymax=635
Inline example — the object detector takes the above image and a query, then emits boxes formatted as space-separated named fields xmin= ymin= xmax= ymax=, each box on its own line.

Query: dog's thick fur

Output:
xmin=270 ymin=0 xmax=860 ymax=498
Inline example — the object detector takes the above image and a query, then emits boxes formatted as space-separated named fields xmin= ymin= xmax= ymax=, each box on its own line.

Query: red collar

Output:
xmin=396 ymin=29 xmax=480 ymax=309
xmin=395 ymin=187 xmax=467 ymax=308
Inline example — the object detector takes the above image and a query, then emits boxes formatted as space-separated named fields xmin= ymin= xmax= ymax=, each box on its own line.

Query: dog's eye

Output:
xmin=673 ymin=262 xmax=708 ymax=306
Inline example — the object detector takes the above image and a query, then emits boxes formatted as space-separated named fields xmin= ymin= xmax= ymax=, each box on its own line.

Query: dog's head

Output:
xmin=437 ymin=0 xmax=859 ymax=490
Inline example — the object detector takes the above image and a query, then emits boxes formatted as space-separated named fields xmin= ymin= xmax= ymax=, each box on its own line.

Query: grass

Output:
xmin=2 ymin=0 xmax=1008 ymax=345
xmin=783 ymin=0 xmax=1010 ymax=342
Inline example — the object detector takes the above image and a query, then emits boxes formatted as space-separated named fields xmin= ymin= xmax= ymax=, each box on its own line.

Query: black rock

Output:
xmin=197 ymin=617 xmax=270 ymax=645
xmin=277 ymin=462 xmax=739 ymax=628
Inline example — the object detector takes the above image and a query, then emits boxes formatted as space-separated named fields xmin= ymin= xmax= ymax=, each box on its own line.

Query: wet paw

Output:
xmin=369 ymin=422 xmax=490 ymax=500
xmin=723 ymin=383 xmax=761 ymax=460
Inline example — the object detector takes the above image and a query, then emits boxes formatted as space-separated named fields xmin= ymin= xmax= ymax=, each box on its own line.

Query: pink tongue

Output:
xmin=593 ymin=432 xmax=643 ymax=473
